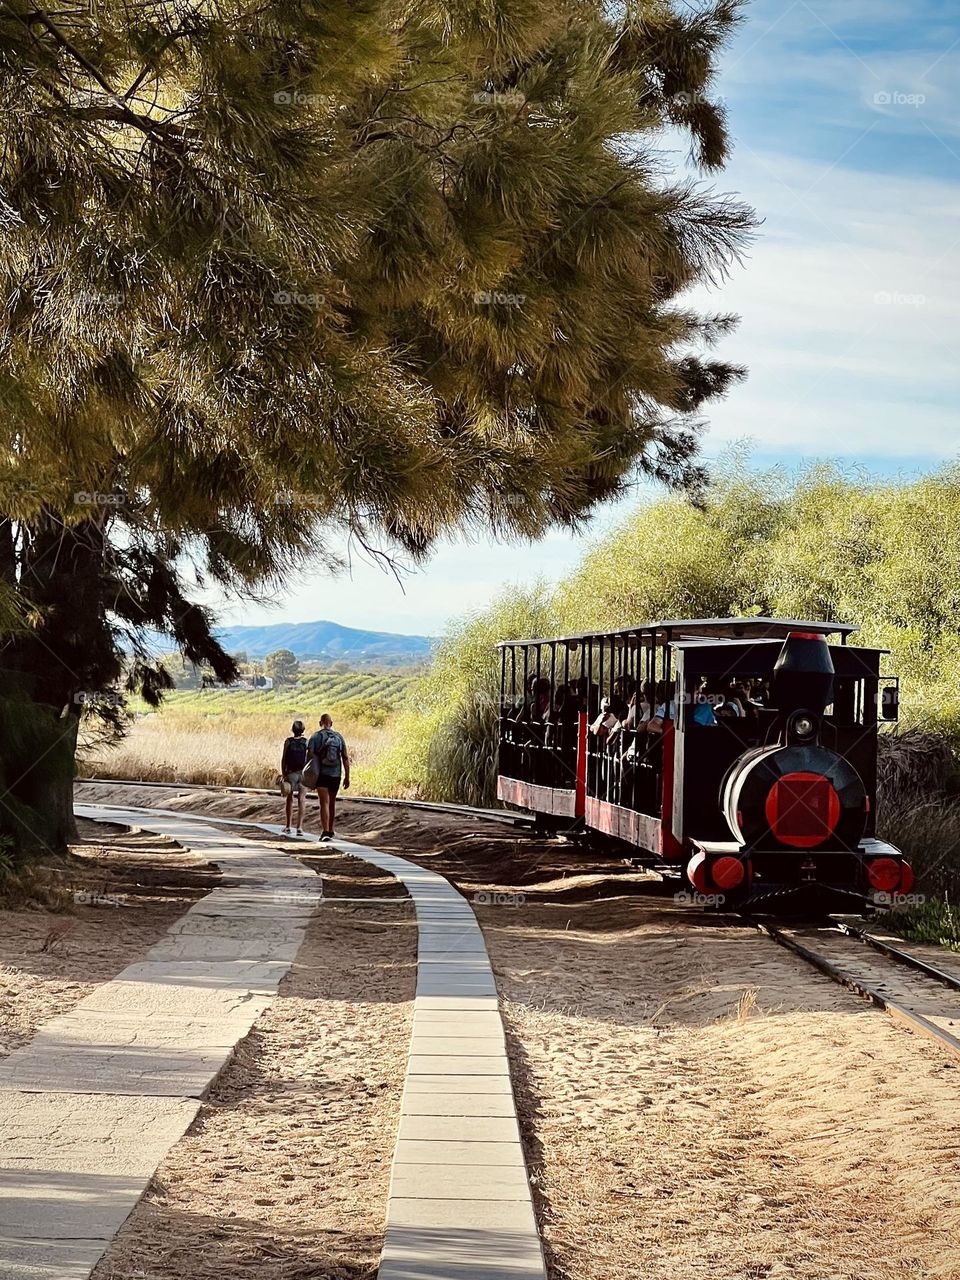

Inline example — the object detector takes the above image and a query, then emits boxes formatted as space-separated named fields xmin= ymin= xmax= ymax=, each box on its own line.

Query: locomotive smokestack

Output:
xmin=773 ymin=631 xmax=834 ymax=716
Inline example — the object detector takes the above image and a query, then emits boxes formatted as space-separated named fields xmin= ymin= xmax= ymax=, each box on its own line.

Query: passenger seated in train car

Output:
xmin=750 ymin=677 xmax=772 ymax=707
xmin=645 ymin=681 xmax=676 ymax=736
xmin=734 ymin=679 xmax=761 ymax=726
xmin=552 ymin=682 xmax=571 ymax=718
xmin=589 ymin=696 xmax=621 ymax=743
xmin=517 ymin=676 xmax=552 ymax=724
xmin=508 ymin=672 xmax=536 ymax=720
xmin=691 ymin=679 xmax=720 ymax=726
xmin=711 ymin=679 xmax=745 ymax=722
xmin=624 ymin=680 xmax=654 ymax=731
xmin=609 ymin=676 xmax=635 ymax=722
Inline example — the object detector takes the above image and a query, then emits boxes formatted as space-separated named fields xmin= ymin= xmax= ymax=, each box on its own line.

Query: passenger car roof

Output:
xmin=499 ymin=617 xmax=858 ymax=648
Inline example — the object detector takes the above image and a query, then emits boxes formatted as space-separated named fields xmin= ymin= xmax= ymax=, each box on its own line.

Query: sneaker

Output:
xmin=295 ymin=827 xmax=304 ymax=837
xmin=281 ymin=826 xmax=291 ymax=836
xmin=319 ymin=832 xmax=332 ymax=843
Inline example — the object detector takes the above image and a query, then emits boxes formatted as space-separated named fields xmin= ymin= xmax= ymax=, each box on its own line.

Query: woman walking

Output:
xmin=280 ymin=719 xmax=308 ymax=836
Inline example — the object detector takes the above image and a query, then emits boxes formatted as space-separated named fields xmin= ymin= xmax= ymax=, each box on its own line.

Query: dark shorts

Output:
xmin=315 ymin=774 xmax=341 ymax=797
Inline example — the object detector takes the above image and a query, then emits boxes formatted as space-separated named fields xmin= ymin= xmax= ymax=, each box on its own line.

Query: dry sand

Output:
xmin=0 ymin=818 xmax=218 ymax=1059
xmin=76 ymin=784 xmax=960 ymax=1280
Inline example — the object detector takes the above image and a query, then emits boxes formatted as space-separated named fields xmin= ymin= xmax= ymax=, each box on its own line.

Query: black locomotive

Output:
xmin=497 ymin=617 xmax=911 ymax=907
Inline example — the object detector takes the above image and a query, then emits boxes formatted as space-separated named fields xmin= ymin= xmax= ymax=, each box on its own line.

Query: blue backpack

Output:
xmin=312 ymin=729 xmax=342 ymax=773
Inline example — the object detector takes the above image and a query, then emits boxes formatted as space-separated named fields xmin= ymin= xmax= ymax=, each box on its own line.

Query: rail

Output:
xmin=755 ymin=919 xmax=960 ymax=1061
xmin=76 ymin=776 xmax=534 ymax=826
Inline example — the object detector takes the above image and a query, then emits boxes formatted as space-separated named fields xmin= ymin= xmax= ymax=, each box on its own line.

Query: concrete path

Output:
xmin=2 ymin=803 xmax=547 ymax=1280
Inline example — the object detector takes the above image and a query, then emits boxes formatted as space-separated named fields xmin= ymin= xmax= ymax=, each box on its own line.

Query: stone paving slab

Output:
xmin=413 ymin=996 xmax=501 ymax=1012
xmin=411 ymin=1013 xmax=505 ymax=1031
xmin=400 ymin=1093 xmax=519 ymax=1117
xmin=398 ymin=1116 xmax=522 ymax=1144
xmin=410 ymin=1021 xmax=504 ymax=1038
xmin=394 ymin=1141 xmax=526 ymax=1168
xmin=0 ymin=1045 xmax=234 ymax=1098
xmin=379 ymin=1256 xmax=544 ymax=1280
xmin=389 ymin=1164 xmax=533 ymax=1201
xmin=114 ymin=957 xmax=291 ymax=992
xmin=79 ymin=975 xmax=272 ymax=1022
xmin=416 ymin=981 xmax=499 ymax=998
xmin=146 ymin=929 xmax=305 ymax=962
xmin=409 ymin=1037 xmax=506 ymax=1057
xmin=0 ymin=1235 xmax=110 ymax=1280
xmin=402 ymin=1074 xmax=515 ymax=1096
xmin=386 ymin=1198 xmax=538 ymax=1231
xmin=417 ymin=940 xmax=488 ymax=955
xmin=407 ymin=1055 xmax=511 ymax=1077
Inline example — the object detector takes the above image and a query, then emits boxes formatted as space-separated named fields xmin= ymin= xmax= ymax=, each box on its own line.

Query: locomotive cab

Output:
xmin=677 ymin=632 xmax=911 ymax=906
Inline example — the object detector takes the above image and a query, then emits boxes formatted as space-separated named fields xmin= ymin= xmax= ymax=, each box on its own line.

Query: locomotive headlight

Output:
xmin=791 ymin=714 xmax=816 ymax=739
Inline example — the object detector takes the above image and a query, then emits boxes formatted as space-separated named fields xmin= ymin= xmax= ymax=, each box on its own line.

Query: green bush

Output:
xmin=368 ymin=586 xmax=557 ymax=801
xmin=330 ymin=695 xmax=394 ymax=728
xmin=373 ymin=459 xmax=960 ymax=813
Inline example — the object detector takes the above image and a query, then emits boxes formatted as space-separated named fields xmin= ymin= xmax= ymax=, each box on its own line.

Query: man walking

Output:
xmin=307 ymin=713 xmax=350 ymax=841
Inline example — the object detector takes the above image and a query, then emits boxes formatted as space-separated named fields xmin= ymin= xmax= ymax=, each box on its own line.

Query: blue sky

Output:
xmin=221 ymin=0 xmax=960 ymax=637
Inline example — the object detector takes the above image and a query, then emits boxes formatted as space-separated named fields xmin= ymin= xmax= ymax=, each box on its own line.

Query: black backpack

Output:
xmin=286 ymin=736 xmax=308 ymax=770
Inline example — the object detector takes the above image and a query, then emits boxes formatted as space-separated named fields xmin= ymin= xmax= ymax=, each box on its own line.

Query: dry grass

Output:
xmin=80 ymin=711 xmax=392 ymax=790
xmin=877 ymin=726 xmax=959 ymax=814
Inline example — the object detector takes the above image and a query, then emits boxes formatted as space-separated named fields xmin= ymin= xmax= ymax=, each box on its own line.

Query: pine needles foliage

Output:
xmin=0 ymin=0 xmax=754 ymax=845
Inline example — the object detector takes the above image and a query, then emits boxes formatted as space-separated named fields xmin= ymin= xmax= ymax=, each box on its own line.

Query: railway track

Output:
xmin=756 ymin=917 xmax=960 ymax=1060
xmin=76 ymin=775 xmax=534 ymax=826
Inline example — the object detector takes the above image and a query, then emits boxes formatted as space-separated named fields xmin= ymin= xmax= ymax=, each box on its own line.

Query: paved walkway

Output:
xmin=1 ymin=804 xmax=547 ymax=1280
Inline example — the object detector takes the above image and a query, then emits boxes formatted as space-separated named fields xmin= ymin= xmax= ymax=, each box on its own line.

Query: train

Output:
xmin=496 ymin=617 xmax=912 ymax=909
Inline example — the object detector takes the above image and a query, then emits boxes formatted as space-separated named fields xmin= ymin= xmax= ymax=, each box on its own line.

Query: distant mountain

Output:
xmin=212 ymin=619 xmax=434 ymax=664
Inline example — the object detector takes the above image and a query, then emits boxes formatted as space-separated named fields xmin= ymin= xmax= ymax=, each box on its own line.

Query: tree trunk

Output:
xmin=3 ymin=514 xmax=109 ymax=854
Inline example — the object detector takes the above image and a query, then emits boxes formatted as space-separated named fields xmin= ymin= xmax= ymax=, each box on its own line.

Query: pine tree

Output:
xmin=0 ymin=0 xmax=754 ymax=850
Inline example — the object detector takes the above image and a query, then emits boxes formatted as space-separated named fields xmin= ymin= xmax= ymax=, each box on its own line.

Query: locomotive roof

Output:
xmin=499 ymin=616 xmax=859 ymax=648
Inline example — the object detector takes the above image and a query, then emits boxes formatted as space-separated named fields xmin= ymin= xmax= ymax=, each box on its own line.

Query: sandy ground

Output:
xmin=0 ymin=818 xmax=218 ymax=1059
xmin=92 ymin=891 xmax=416 ymax=1279
xmin=77 ymin=783 xmax=960 ymax=1280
